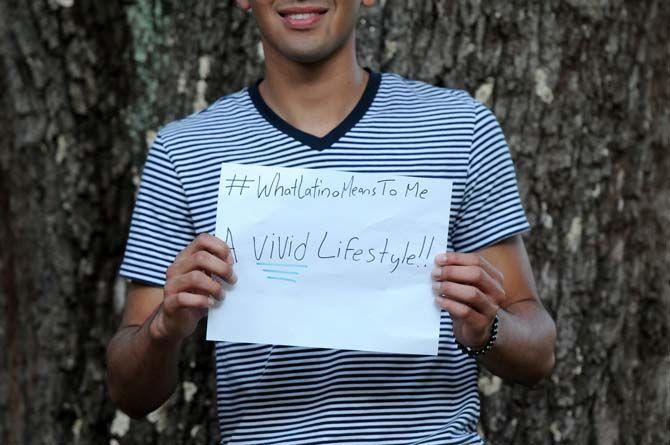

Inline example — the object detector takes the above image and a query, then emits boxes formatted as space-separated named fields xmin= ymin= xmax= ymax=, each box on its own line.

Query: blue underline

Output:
xmin=262 ymin=269 xmax=300 ymax=275
xmin=267 ymin=276 xmax=297 ymax=283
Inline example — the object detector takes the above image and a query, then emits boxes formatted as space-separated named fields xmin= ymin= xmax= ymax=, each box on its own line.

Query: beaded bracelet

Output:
xmin=456 ymin=314 xmax=499 ymax=357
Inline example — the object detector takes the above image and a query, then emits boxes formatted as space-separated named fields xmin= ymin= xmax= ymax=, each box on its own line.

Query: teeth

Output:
xmin=287 ymin=12 xmax=319 ymax=20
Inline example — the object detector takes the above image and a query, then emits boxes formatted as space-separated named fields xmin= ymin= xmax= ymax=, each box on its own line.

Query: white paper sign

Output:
xmin=206 ymin=163 xmax=453 ymax=355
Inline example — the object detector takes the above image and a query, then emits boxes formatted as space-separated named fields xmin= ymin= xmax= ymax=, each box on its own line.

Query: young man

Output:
xmin=106 ymin=1 xmax=556 ymax=443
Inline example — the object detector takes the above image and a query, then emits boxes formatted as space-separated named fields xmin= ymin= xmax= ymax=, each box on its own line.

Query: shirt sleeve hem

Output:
xmin=457 ymin=223 xmax=531 ymax=253
xmin=118 ymin=273 xmax=165 ymax=288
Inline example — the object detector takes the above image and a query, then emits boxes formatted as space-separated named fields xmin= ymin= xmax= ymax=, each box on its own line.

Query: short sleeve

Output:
xmin=451 ymin=101 xmax=531 ymax=253
xmin=119 ymin=132 xmax=196 ymax=286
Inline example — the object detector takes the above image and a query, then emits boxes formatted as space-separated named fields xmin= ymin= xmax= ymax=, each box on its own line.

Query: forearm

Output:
xmin=106 ymin=307 xmax=183 ymax=418
xmin=477 ymin=300 xmax=556 ymax=386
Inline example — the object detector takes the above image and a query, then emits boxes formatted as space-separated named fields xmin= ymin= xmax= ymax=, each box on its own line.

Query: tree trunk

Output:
xmin=1 ymin=1 xmax=667 ymax=444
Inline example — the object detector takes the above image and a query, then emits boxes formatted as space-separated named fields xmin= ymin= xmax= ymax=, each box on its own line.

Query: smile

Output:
xmin=277 ymin=6 xmax=328 ymax=30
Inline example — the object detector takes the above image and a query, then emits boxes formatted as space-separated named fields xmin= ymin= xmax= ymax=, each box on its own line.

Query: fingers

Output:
xmin=434 ymin=296 xmax=490 ymax=329
xmin=163 ymin=234 xmax=236 ymax=325
xmin=432 ymin=280 xmax=499 ymax=318
xmin=168 ymin=233 xmax=236 ymax=285
xmin=163 ymin=291 xmax=215 ymax=314
xmin=435 ymin=252 xmax=504 ymax=285
xmin=170 ymin=250 xmax=236 ymax=284
xmin=153 ymin=234 xmax=232 ymax=342
xmin=432 ymin=252 xmax=502 ymax=349
xmin=431 ymin=264 xmax=505 ymax=301
xmin=176 ymin=233 xmax=231 ymax=266
xmin=165 ymin=270 xmax=223 ymax=301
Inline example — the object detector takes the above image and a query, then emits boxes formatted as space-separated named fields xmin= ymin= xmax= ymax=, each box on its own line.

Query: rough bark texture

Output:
xmin=1 ymin=1 xmax=668 ymax=444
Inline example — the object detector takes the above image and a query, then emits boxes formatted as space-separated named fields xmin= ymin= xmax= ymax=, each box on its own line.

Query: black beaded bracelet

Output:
xmin=456 ymin=314 xmax=499 ymax=357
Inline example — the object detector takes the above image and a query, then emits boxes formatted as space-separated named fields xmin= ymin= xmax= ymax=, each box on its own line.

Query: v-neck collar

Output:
xmin=248 ymin=67 xmax=381 ymax=152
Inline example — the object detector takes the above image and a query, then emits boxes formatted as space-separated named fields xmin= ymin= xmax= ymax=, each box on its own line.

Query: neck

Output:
xmin=257 ymin=32 xmax=369 ymax=138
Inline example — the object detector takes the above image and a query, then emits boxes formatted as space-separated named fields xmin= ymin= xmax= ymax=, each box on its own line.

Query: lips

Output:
xmin=277 ymin=5 xmax=328 ymax=30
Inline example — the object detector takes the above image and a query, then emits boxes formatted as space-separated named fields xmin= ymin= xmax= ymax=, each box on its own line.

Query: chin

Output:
xmin=284 ymin=51 xmax=331 ymax=64
xmin=276 ymin=43 xmax=338 ymax=64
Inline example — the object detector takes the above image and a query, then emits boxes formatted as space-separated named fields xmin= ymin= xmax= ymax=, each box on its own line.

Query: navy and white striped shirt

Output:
xmin=120 ymin=68 xmax=530 ymax=444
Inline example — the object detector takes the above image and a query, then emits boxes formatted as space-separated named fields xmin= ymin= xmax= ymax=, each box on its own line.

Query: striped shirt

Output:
xmin=120 ymin=68 xmax=530 ymax=444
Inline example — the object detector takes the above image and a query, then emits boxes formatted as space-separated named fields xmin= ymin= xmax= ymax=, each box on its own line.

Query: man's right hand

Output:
xmin=149 ymin=233 xmax=237 ymax=343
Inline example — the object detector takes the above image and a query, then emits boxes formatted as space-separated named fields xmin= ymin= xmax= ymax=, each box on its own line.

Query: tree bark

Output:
xmin=1 ymin=1 xmax=667 ymax=444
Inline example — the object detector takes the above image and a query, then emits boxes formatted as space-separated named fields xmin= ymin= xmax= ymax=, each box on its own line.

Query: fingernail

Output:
xmin=431 ymin=267 xmax=442 ymax=278
xmin=219 ymin=289 xmax=226 ymax=300
xmin=431 ymin=282 xmax=441 ymax=293
xmin=230 ymin=272 xmax=238 ymax=284
xmin=435 ymin=253 xmax=447 ymax=264
xmin=208 ymin=296 xmax=216 ymax=307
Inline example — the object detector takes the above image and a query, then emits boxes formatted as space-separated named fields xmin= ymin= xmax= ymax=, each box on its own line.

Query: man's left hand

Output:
xmin=431 ymin=252 xmax=505 ymax=349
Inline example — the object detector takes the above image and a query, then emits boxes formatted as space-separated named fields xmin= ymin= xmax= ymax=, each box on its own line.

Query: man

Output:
xmin=106 ymin=1 xmax=556 ymax=443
